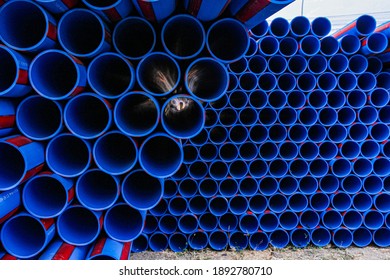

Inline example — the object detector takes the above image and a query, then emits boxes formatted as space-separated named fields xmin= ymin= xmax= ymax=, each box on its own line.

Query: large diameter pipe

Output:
xmin=206 ymin=18 xmax=249 ymax=63
xmin=0 ymin=0 xmax=57 ymax=52
xmin=132 ymin=0 xmax=176 ymax=22
xmin=162 ymin=95 xmax=205 ymax=139
xmin=184 ymin=0 xmax=230 ymax=22
xmin=58 ymin=9 xmax=111 ymax=58
xmin=0 ymin=187 xmax=20 ymax=225
xmin=161 ymin=14 xmax=205 ymax=60
xmin=333 ymin=14 xmax=376 ymax=39
xmin=0 ymin=99 xmax=16 ymax=137
xmin=39 ymin=239 xmax=89 ymax=260
xmin=1 ymin=213 xmax=55 ymax=259
xmin=29 ymin=50 xmax=87 ymax=100
xmin=46 ymin=133 xmax=91 ymax=178
xmin=87 ymin=237 xmax=131 ymax=260
xmin=229 ymin=0 xmax=296 ymax=29
xmin=23 ymin=172 xmax=74 ymax=219
xmin=35 ymin=0 xmax=79 ymax=14
xmin=76 ymin=169 xmax=119 ymax=211
xmin=0 ymin=135 xmax=44 ymax=191
xmin=0 ymin=45 xmax=31 ymax=98
xmin=82 ymin=0 xmax=132 ymax=22
xmin=139 ymin=133 xmax=183 ymax=178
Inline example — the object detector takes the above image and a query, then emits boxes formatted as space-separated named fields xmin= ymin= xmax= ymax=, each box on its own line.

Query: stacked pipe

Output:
xmin=0 ymin=0 xmax=390 ymax=260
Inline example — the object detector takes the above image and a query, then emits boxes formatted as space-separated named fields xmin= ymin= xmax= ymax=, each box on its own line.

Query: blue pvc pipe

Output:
xmin=357 ymin=72 xmax=376 ymax=92
xmin=248 ymin=55 xmax=267 ymax=75
xmin=139 ymin=133 xmax=183 ymax=178
xmin=246 ymin=37 xmax=259 ymax=57
xmin=258 ymin=73 xmax=277 ymax=92
xmin=353 ymin=228 xmax=372 ymax=247
xmin=178 ymin=179 xmax=198 ymax=198
xmin=289 ymin=159 xmax=309 ymax=178
xmin=258 ymin=36 xmax=279 ymax=56
xmin=333 ymin=228 xmax=353 ymax=248
xmin=333 ymin=14 xmax=376 ymax=39
xmin=299 ymin=177 xmax=318 ymax=195
xmin=239 ymin=177 xmax=258 ymax=196
xmin=249 ymin=232 xmax=269 ymax=251
xmin=339 ymin=35 xmax=360 ymax=55
xmin=0 ymin=187 xmax=20 ymax=225
xmin=161 ymin=14 xmax=205 ymax=60
xmin=219 ymin=143 xmax=239 ymax=162
xmin=319 ymin=141 xmax=338 ymax=160
xmin=122 ymin=169 xmax=163 ymax=211
xmin=229 ymin=231 xmax=248 ymax=250
xmin=342 ymin=175 xmax=363 ymax=194
xmin=250 ymin=20 xmax=269 ymax=39
xmin=229 ymin=90 xmax=248 ymax=109
xmin=0 ymin=45 xmax=31 ymax=98
xmin=208 ymin=230 xmax=228 ymax=251
xmin=188 ymin=230 xmax=208 ymax=250
xmin=249 ymin=159 xmax=268 ymax=178
xmin=268 ymin=194 xmax=288 ymax=213
xmin=331 ymin=192 xmax=352 ymax=212
xmin=347 ymin=90 xmax=367 ymax=109
xmin=259 ymin=212 xmax=279 ymax=232
xmin=228 ymin=196 xmax=248 ymax=215
xmin=183 ymin=145 xmax=198 ymax=164
xmin=239 ymin=213 xmax=259 ymax=234
xmin=168 ymin=197 xmax=187 ymax=216
xmin=1 ymin=212 xmax=55 ymax=259
xmin=340 ymin=140 xmax=360 ymax=160
xmin=308 ymin=124 xmax=327 ymax=143
xmin=57 ymin=206 xmax=101 ymax=246
xmin=229 ymin=125 xmax=249 ymax=144
xmin=279 ymin=211 xmax=299 ymax=230
xmin=373 ymin=228 xmax=390 ymax=247
xmin=205 ymin=108 xmax=218 ymax=128
xmin=168 ymin=232 xmax=188 ymax=253
xmin=269 ymin=229 xmax=289 ymax=249
xmin=113 ymin=17 xmax=156 ymax=60
xmin=338 ymin=72 xmax=357 ymax=91
xmin=259 ymin=142 xmax=278 ymax=161
xmin=144 ymin=214 xmax=158 ymax=234
xmin=328 ymin=54 xmax=348 ymax=74
xmin=288 ymin=124 xmax=307 ymax=142
xmin=16 ymin=96 xmax=62 ymax=141
xmin=249 ymin=194 xmax=267 ymax=214
xmin=370 ymin=123 xmax=390 ymax=143
xmin=30 ymin=50 xmax=87 ymax=100
xmin=364 ymin=210 xmax=384 ymax=230
xmin=0 ymin=99 xmax=15 ymax=137
xmin=199 ymin=212 xmax=219 ymax=232
xmin=374 ymin=193 xmax=390 ymax=212
xmin=379 ymin=106 xmax=390 ymax=123
xmin=367 ymin=56 xmax=383 ymax=75
xmin=199 ymin=178 xmax=218 ymax=198
xmin=88 ymin=52 xmax=135 ymax=99
xmin=348 ymin=54 xmax=368 ymax=75
xmin=132 ymin=0 xmax=175 ymax=22
xmin=369 ymin=88 xmax=389 ymax=108
xmin=290 ymin=16 xmax=310 ymax=37
xmin=331 ymin=158 xmax=352 ymax=177
xmin=131 ymin=234 xmax=148 ymax=253
xmin=239 ymin=107 xmax=258 ymax=126
xmin=268 ymin=55 xmax=288 ymax=74
xmin=218 ymin=212 xmax=238 ymax=232
xmin=363 ymin=176 xmax=383 ymax=195
xmin=353 ymin=193 xmax=373 ymax=212
xmin=337 ymin=108 xmax=356 ymax=126
xmin=40 ymin=239 xmax=89 ymax=260
xmin=269 ymin=17 xmax=290 ymax=38
xmin=311 ymin=17 xmax=331 ymax=37
xmin=297 ymin=73 xmax=316 ymax=92
xmin=298 ymin=107 xmax=317 ymax=126
xmin=288 ymin=193 xmax=308 ymax=212
xmin=206 ymin=18 xmax=249 ymax=63
xmin=58 ymin=9 xmax=110 ymax=58
xmin=278 ymin=73 xmax=296 ymax=92
xmin=83 ymin=0 xmax=132 ymax=22
xmin=137 ymin=52 xmax=180 ymax=97
xmin=239 ymin=72 xmax=258 ymax=91
xmin=248 ymin=90 xmax=267 ymax=109
xmin=189 ymin=195 xmax=208 ymax=215
xmin=186 ymin=57 xmax=229 ymax=102
xmin=308 ymin=55 xmax=327 ymax=74
xmin=343 ymin=210 xmax=363 ymax=230
xmin=35 ymin=0 xmax=78 ymax=14
xmin=299 ymin=35 xmax=320 ymax=56
xmin=219 ymin=178 xmax=239 ymax=198
xmin=299 ymin=141 xmax=318 ymax=161
xmin=383 ymin=142 xmax=390 ymax=158
xmin=321 ymin=210 xmax=343 ymax=230
xmin=300 ymin=209 xmax=320 ymax=229
xmin=259 ymin=176 xmax=278 ymax=196
xmin=209 ymin=160 xmax=229 ymax=180
xmin=290 ymin=228 xmax=310 ymax=248
xmin=358 ymin=106 xmax=378 ymax=125
xmin=279 ymin=176 xmax=298 ymax=195
xmin=185 ymin=0 xmax=230 ymax=21
xmin=209 ymin=196 xmax=229 ymax=216
xmin=189 ymin=161 xmax=208 ymax=180
xmin=93 ymin=131 xmax=137 ymax=176
xmin=178 ymin=213 xmax=198 ymax=234
xmin=104 ymin=203 xmax=146 ymax=242
xmin=0 ymin=135 xmax=44 ymax=191
xmin=218 ymin=108 xmax=238 ymax=127
xmin=287 ymin=55 xmax=307 ymax=75
xmin=229 ymin=57 xmax=248 ymax=74
xmin=307 ymin=90 xmax=327 ymax=109
xmin=23 ymin=173 xmax=73 ymax=218
xmin=278 ymin=142 xmax=298 ymax=160
xmin=269 ymin=158 xmax=288 ymax=178
xmin=353 ymin=158 xmax=373 ymax=177
xmin=149 ymin=232 xmax=168 ymax=252
xmin=0 ymin=0 xmax=57 ymax=52
xmin=268 ymin=90 xmax=287 ymax=109
xmin=320 ymin=36 xmax=339 ymax=56
xmin=328 ymin=90 xmax=346 ymax=109
xmin=311 ymin=227 xmax=331 ymax=247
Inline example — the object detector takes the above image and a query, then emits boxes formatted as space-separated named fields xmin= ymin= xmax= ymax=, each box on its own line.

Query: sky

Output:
xmin=269 ymin=0 xmax=390 ymax=33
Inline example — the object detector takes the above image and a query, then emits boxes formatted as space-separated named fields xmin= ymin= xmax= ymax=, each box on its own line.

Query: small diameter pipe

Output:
xmin=114 ymin=92 xmax=159 ymax=137
xmin=249 ymin=20 xmax=269 ymax=39
xmin=288 ymin=55 xmax=307 ymax=75
xmin=161 ymin=14 xmax=205 ymax=60
xmin=311 ymin=227 xmax=331 ymax=247
xmin=290 ymin=16 xmax=310 ymax=37
xmin=220 ymin=213 xmax=238 ymax=232
xmin=186 ymin=58 xmax=229 ymax=102
xmin=219 ymin=143 xmax=238 ymax=163
xmin=229 ymin=231 xmax=248 ymax=251
xmin=220 ymin=178 xmax=239 ymax=198
xmin=343 ymin=210 xmax=363 ymax=230
xmin=168 ymin=197 xmax=187 ymax=216
xmin=229 ymin=125 xmax=249 ymax=144
xmin=278 ymin=142 xmax=298 ymax=160
xmin=248 ymin=55 xmax=267 ymax=75
xmin=206 ymin=18 xmax=249 ymax=63
xmin=249 ymin=195 xmax=267 ymax=215
xmin=333 ymin=14 xmax=376 ymax=39
xmin=333 ymin=228 xmax=353 ymax=248
xmin=249 ymin=159 xmax=268 ymax=178
xmin=169 ymin=232 xmax=187 ymax=253
xmin=291 ymin=228 xmax=310 ymax=248
xmin=363 ymin=175 xmax=383 ymax=195
xmin=258 ymin=36 xmax=279 ymax=56
xmin=353 ymin=158 xmax=373 ymax=177
xmin=259 ymin=212 xmax=279 ymax=232
xmin=229 ymin=196 xmax=248 ymax=215
xmin=338 ymin=72 xmax=357 ymax=91
xmin=259 ymin=176 xmax=278 ymax=196
xmin=16 ymin=96 xmax=62 ymax=141
xmin=229 ymin=57 xmax=248 ymax=75
xmin=0 ymin=135 xmax=44 ymax=191
xmin=278 ymin=73 xmax=296 ymax=92
xmin=297 ymin=73 xmax=316 ymax=92
xmin=113 ymin=17 xmax=156 ymax=60
xmin=279 ymin=176 xmax=298 ymax=196
xmin=40 ymin=238 xmax=89 ymax=260
xmin=218 ymin=107 xmax=238 ymax=127
xmin=189 ymin=195 xmax=208 ymax=215
xmin=178 ymin=213 xmax=198 ymax=234
xmin=144 ymin=214 xmax=158 ymax=234
xmin=311 ymin=17 xmax=331 ymax=37
xmin=199 ymin=178 xmax=218 ymax=198
xmin=279 ymin=211 xmax=299 ymax=230
xmin=23 ymin=172 xmax=73 ymax=218
xmin=342 ymin=175 xmax=363 ymax=194
xmin=132 ymin=0 xmax=176 ymax=22
xmin=353 ymin=228 xmax=372 ymax=248
xmin=58 ymin=8 xmax=110 ymax=58
xmin=269 ymin=229 xmax=289 ymax=249
xmin=377 ymin=73 xmax=390 ymax=90
xmin=239 ymin=177 xmax=258 ymax=197
xmin=239 ymin=213 xmax=259 ymax=234
xmin=339 ymin=35 xmax=360 ymax=55
xmin=358 ymin=106 xmax=378 ymax=125
xmin=246 ymin=37 xmax=259 ymax=57
xmin=370 ymin=123 xmax=390 ymax=143
xmin=320 ymin=36 xmax=339 ymax=56
xmin=139 ymin=133 xmax=183 ymax=178
xmin=269 ymin=158 xmax=288 ymax=178
xmin=209 ymin=160 xmax=229 ymax=180
xmin=337 ymin=108 xmax=356 ymax=126
xmin=328 ymin=90 xmax=346 ymax=109
xmin=374 ymin=193 xmax=390 ymax=213
xmin=308 ymin=55 xmax=327 ymax=74
xmin=367 ymin=56 xmax=383 ymax=75
xmin=269 ymin=17 xmax=290 ymax=38
xmin=268 ymin=194 xmax=288 ymax=213
xmin=29 ymin=50 xmax=87 ymax=100
xmin=57 ymin=206 xmax=101 ymax=246
xmin=0 ymin=187 xmax=20 ymax=225
xmin=1 ymin=213 xmax=55 ymax=259
xmin=288 ymin=193 xmax=308 ymax=212
xmin=288 ymin=124 xmax=307 ymax=142
xmin=328 ymin=53 xmax=348 ymax=74
xmin=148 ymin=232 xmax=168 ymax=252
xmin=348 ymin=54 xmax=368 ymax=75
xmin=299 ymin=35 xmax=320 ymax=56
xmin=178 ymin=179 xmax=198 ymax=198
xmin=353 ymin=193 xmax=373 ymax=212
xmin=239 ymin=72 xmax=258 ymax=91
xmin=82 ymin=0 xmax=133 ymax=22
xmin=379 ymin=106 xmax=390 ymax=123
xmin=268 ymin=55 xmax=287 ymax=74
xmin=249 ymin=232 xmax=269 ymax=251
xmin=289 ymin=159 xmax=309 ymax=178
xmin=188 ymin=230 xmax=208 ymax=250
xmin=331 ymin=192 xmax=352 ymax=212
xmin=208 ymin=230 xmax=228 ymax=251
xmin=200 ymin=212 xmax=219 ymax=232
xmin=0 ymin=45 xmax=31 ymax=98
xmin=364 ymin=210 xmax=384 ymax=230
xmin=369 ymin=88 xmax=389 ymax=108
xmin=208 ymin=196 xmax=229 ymax=216
xmin=319 ymin=141 xmax=338 ymax=160
xmin=299 ymin=177 xmax=319 ymax=195
xmin=0 ymin=0 xmax=57 ymax=52
xmin=300 ymin=209 xmax=320 ymax=229
xmin=330 ymin=158 xmax=352 ymax=177
xmin=189 ymin=161 xmax=208 ymax=180
xmin=205 ymin=108 xmax=218 ymax=128
xmin=321 ymin=210 xmax=343 ymax=230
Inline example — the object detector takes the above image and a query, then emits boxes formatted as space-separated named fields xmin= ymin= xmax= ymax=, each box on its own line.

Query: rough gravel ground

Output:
xmin=131 ymin=246 xmax=390 ymax=260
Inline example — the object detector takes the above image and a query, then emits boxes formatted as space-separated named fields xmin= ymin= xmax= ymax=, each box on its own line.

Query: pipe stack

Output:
xmin=1 ymin=0 xmax=390 ymax=259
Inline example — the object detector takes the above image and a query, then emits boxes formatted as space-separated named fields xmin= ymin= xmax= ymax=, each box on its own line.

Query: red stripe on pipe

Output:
xmin=46 ymin=22 xmax=57 ymax=41
xmin=0 ymin=115 xmax=15 ymax=129
xmin=21 ymin=163 xmax=45 ymax=183
xmin=119 ymin=242 xmax=131 ymax=260
xmin=104 ymin=29 xmax=112 ymax=44
xmin=98 ymin=213 xmax=104 ymax=229
xmin=16 ymin=69 xmax=29 ymax=85
xmin=90 ymin=238 xmax=107 ymax=257
xmin=188 ymin=0 xmax=203 ymax=17
xmin=218 ymin=0 xmax=232 ymax=16
xmin=102 ymin=98 xmax=113 ymax=110
xmin=0 ymin=0 xmax=5 ymax=6
xmin=70 ymin=55 xmax=83 ymax=66
xmin=362 ymin=38 xmax=368 ymax=47
xmin=52 ymin=243 xmax=76 ymax=260
xmin=70 ymin=86 xmax=84 ymax=97
xmin=61 ymin=0 xmax=78 ymax=9
xmin=1 ymin=254 xmax=17 ymax=260
xmin=0 ymin=207 xmax=19 ymax=225
xmin=41 ymin=218 xmax=55 ymax=230
xmin=104 ymin=8 xmax=122 ymax=22
xmin=375 ymin=22 xmax=390 ymax=33
xmin=67 ymin=187 xmax=75 ymax=203
xmin=332 ymin=22 xmax=357 ymax=39
xmin=137 ymin=0 xmax=156 ymax=21
xmin=40 ymin=171 xmax=53 ymax=176
xmin=235 ymin=0 xmax=271 ymax=23
xmin=5 ymin=136 xmax=32 ymax=147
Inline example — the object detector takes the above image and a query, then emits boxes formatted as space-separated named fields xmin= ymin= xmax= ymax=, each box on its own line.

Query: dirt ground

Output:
xmin=132 ymin=246 xmax=390 ymax=260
